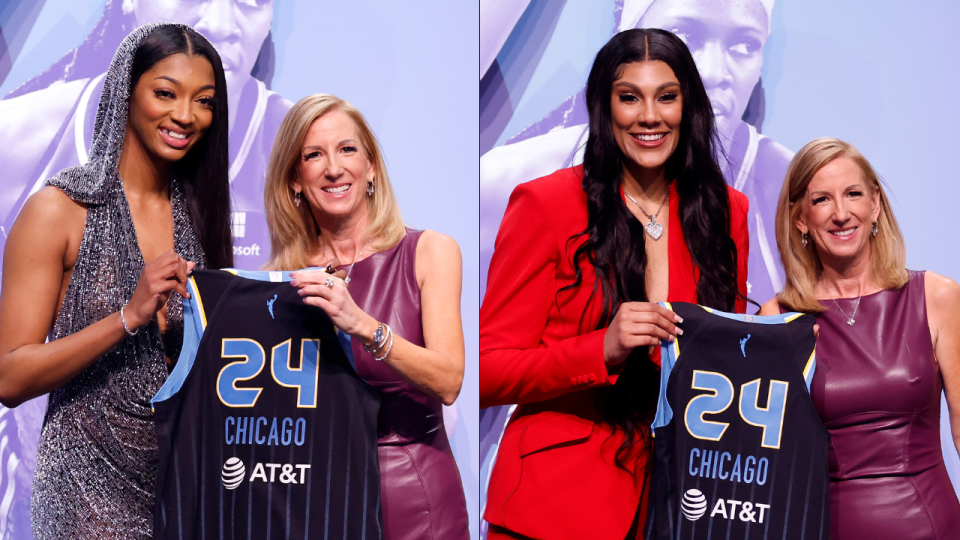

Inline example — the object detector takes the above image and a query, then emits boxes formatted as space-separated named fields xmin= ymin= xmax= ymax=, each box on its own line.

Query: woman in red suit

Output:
xmin=480 ymin=29 xmax=750 ymax=540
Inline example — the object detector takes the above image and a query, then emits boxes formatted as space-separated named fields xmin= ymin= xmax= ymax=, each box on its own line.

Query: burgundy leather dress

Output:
xmin=344 ymin=228 xmax=470 ymax=540
xmin=811 ymin=270 xmax=960 ymax=539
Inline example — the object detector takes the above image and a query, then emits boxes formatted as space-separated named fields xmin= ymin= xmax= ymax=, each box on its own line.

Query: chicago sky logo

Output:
xmin=267 ymin=294 xmax=278 ymax=319
xmin=222 ymin=457 xmax=246 ymax=490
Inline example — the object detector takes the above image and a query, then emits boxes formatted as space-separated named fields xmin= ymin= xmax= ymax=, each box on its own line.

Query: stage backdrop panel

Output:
xmin=480 ymin=0 xmax=960 ymax=538
xmin=0 ymin=1 xmax=479 ymax=538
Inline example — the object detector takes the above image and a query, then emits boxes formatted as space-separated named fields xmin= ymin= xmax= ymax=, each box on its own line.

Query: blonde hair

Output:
xmin=776 ymin=137 xmax=908 ymax=313
xmin=263 ymin=94 xmax=406 ymax=270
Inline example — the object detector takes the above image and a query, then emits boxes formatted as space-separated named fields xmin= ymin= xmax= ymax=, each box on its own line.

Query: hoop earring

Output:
xmin=366 ymin=181 xmax=375 ymax=197
xmin=872 ymin=222 xmax=878 ymax=237
xmin=801 ymin=233 xmax=809 ymax=247
xmin=294 ymin=190 xmax=301 ymax=207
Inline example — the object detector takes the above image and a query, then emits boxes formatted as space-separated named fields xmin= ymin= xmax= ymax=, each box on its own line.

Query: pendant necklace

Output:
xmin=831 ymin=287 xmax=862 ymax=326
xmin=624 ymin=185 xmax=670 ymax=240
xmin=343 ymin=237 xmax=375 ymax=285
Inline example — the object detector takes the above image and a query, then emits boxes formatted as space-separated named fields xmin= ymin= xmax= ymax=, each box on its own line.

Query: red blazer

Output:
xmin=480 ymin=166 xmax=749 ymax=540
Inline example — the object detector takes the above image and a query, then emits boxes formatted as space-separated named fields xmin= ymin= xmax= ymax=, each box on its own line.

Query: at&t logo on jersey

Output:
xmin=220 ymin=458 xmax=312 ymax=490
xmin=681 ymin=490 xmax=772 ymax=524
xmin=682 ymin=489 xmax=707 ymax=520
xmin=222 ymin=457 xmax=246 ymax=490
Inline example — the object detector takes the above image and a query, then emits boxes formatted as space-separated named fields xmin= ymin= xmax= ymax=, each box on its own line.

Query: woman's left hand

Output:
xmin=290 ymin=267 xmax=376 ymax=341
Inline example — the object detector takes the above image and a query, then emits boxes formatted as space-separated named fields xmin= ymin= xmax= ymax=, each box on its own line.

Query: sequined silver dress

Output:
xmin=30 ymin=23 xmax=207 ymax=539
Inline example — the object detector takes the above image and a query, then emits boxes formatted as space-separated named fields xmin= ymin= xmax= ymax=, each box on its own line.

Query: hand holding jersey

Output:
xmin=603 ymin=301 xmax=682 ymax=368
xmin=124 ymin=250 xmax=195 ymax=330
xmin=290 ymin=268 xmax=379 ymax=347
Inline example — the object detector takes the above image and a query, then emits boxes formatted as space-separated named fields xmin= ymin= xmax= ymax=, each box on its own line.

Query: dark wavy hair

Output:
xmin=565 ymin=28 xmax=742 ymax=471
xmin=130 ymin=25 xmax=233 ymax=268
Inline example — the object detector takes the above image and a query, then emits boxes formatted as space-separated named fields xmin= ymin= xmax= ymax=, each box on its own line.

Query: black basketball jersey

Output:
xmin=152 ymin=269 xmax=381 ymax=539
xmin=645 ymin=302 xmax=829 ymax=539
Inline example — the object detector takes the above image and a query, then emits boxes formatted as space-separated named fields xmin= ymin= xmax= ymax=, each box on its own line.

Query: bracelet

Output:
xmin=373 ymin=332 xmax=394 ymax=362
xmin=120 ymin=304 xmax=139 ymax=337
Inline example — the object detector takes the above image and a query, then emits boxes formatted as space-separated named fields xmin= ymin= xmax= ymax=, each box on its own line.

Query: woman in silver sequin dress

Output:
xmin=0 ymin=24 xmax=233 ymax=538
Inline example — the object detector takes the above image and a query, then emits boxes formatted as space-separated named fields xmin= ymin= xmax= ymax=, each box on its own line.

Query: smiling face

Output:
xmin=127 ymin=53 xmax=216 ymax=163
xmin=796 ymin=157 xmax=881 ymax=268
xmin=129 ymin=0 xmax=273 ymax=93
xmin=610 ymin=60 xmax=684 ymax=173
xmin=637 ymin=0 xmax=767 ymax=141
xmin=293 ymin=110 xmax=375 ymax=224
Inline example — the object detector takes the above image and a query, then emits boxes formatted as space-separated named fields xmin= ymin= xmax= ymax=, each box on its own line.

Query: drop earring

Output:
xmin=801 ymin=233 xmax=809 ymax=247
xmin=366 ymin=181 xmax=375 ymax=197
xmin=294 ymin=190 xmax=301 ymax=207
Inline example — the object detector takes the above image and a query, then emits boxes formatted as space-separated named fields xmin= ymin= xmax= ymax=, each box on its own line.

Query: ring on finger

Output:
xmin=324 ymin=277 xmax=335 ymax=289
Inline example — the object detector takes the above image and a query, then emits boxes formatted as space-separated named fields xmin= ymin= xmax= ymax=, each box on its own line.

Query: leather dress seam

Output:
xmin=401 ymin=444 xmax=437 ymax=540
xmin=901 ymin=412 xmax=916 ymax=472
xmin=826 ymin=409 xmax=926 ymax=426
xmin=907 ymin=473 xmax=940 ymax=539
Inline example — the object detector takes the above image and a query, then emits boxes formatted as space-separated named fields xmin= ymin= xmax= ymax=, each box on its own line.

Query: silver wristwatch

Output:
xmin=363 ymin=323 xmax=385 ymax=352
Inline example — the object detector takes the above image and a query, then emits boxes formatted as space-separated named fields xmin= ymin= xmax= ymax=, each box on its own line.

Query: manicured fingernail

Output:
xmin=676 ymin=328 xmax=683 ymax=335
xmin=668 ymin=335 xmax=675 ymax=341
xmin=676 ymin=316 xmax=683 ymax=323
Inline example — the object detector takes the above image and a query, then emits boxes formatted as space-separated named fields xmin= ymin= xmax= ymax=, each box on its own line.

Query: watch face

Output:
xmin=373 ymin=325 xmax=384 ymax=344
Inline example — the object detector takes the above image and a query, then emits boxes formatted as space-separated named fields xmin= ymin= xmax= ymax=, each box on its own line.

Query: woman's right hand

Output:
xmin=603 ymin=302 xmax=683 ymax=367
xmin=124 ymin=250 xmax=195 ymax=330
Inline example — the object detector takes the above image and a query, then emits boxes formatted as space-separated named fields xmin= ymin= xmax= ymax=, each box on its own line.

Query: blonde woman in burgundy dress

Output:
xmin=760 ymin=137 xmax=960 ymax=539
xmin=262 ymin=93 xmax=469 ymax=539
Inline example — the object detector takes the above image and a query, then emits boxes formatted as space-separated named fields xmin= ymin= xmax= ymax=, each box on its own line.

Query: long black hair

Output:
xmin=566 ymin=28 xmax=742 ymax=471
xmin=129 ymin=25 xmax=233 ymax=269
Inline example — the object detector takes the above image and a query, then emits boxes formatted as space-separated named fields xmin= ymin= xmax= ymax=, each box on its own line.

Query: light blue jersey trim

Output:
xmin=698 ymin=305 xmax=805 ymax=325
xmin=649 ymin=302 xmax=814 ymax=431
xmin=336 ymin=330 xmax=357 ymax=375
xmin=219 ymin=267 xmax=328 ymax=282
xmin=803 ymin=349 xmax=817 ymax=393
xmin=221 ymin=268 xmax=292 ymax=282
xmin=152 ymin=278 xmax=204 ymax=410
xmin=651 ymin=302 xmax=680 ymax=433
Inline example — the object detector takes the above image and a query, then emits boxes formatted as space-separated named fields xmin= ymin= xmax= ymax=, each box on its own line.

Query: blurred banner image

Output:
xmin=0 ymin=1 xmax=479 ymax=538
xmin=480 ymin=0 xmax=960 ymax=538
